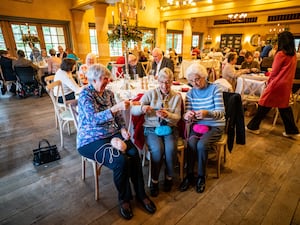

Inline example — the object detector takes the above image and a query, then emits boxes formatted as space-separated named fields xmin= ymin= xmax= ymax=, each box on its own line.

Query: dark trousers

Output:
xmin=247 ymin=105 xmax=299 ymax=134
xmin=78 ymin=133 xmax=147 ymax=202
xmin=186 ymin=126 xmax=224 ymax=177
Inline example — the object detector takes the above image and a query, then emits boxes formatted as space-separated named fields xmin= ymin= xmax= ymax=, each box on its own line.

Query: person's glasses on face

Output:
xmin=188 ymin=77 xmax=201 ymax=84
xmin=158 ymin=80 xmax=171 ymax=86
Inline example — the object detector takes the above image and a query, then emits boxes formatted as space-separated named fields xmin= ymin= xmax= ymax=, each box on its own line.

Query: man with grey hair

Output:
xmin=151 ymin=47 xmax=174 ymax=77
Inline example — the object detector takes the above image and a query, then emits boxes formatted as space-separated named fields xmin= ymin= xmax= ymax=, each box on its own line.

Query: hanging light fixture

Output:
xmin=228 ymin=13 xmax=247 ymax=22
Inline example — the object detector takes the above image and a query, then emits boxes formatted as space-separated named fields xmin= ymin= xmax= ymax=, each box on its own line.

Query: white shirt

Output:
xmin=54 ymin=69 xmax=81 ymax=96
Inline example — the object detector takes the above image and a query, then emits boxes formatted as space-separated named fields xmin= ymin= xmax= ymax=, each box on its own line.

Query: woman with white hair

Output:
xmin=78 ymin=53 xmax=96 ymax=84
xmin=77 ymin=64 xmax=156 ymax=220
xmin=131 ymin=67 xmax=182 ymax=197
xmin=179 ymin=63 xmax=225 ymax=193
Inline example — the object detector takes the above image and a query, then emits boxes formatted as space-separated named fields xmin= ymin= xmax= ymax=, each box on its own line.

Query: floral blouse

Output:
xmin=77 ymin=84 xmax=126 ymax=148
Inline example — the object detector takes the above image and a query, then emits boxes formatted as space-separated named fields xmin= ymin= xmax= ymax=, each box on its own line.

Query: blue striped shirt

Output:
xmin=185 ymin=83 xmax=225 ymax=127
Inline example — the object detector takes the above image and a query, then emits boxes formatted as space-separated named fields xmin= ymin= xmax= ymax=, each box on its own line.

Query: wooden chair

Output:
xmin=46 ymin=80 xmax=74 ymax=148
xmin=68 ymin=100 xmax=102 ymax=201
xmin=111 ymin=64 xmax=125 ymax=79
xmin=141 ymin=61 xmax=150 ymax=76
xmin=211 ymin=133 xmax=228 ymax=178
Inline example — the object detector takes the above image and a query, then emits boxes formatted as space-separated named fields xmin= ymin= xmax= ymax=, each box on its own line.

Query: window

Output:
xmin=166 ymin=31 xmax=182 ymax=54
xmin=11 ymin=23 xmax=41 ymax=59
xmin=89 ymin=28 xmax=98 ymax=56
xmin=0 ymin=27 xmax=6 ymax=50
xmin=192 ymin=33 xmax=203 ymax=50
xmin=42 ymin=26 xmax=66 ymax=54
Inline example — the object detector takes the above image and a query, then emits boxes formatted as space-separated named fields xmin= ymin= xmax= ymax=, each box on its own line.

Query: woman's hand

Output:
xmin=111 ymin=100 xmax=130 ymax=114
xmin=194 ymin=110 xmax=209 ymax=119
xmin=183 ymin=110 xmax=195 ymax=121
xmin=156 ymin=109 xmax=169 ymax=119
xmin=141 ymin=105 xmax=153 ymax=114
xmin=121 ymin=128 xmax=131 ymax=140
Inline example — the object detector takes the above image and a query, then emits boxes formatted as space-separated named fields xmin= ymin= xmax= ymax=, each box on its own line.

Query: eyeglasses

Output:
xmin=158 ymin=80 xmax=171 ymax=85
xmin=188 ymin=77 xmax=202 ymax=83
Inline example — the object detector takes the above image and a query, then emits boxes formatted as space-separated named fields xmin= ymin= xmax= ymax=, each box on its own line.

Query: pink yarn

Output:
xmin=192 ymin=124 xmax=210 ymax=134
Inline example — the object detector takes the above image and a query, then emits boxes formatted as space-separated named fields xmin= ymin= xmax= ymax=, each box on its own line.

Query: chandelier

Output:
xmin=160 ymin=0 xmax=196 ymax=10
xmin=228 ymin=13 xmax=247 ymax=22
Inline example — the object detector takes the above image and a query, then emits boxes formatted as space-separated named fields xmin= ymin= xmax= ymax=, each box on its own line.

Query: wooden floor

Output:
xmin=1 ymin=92 xmax=300 ymax=225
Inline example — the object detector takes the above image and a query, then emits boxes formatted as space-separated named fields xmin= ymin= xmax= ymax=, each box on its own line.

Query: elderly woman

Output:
xmin=78 ymin=53 xmax=96 ymax=85
xmin=77 ymin=64 xmax=156 ymax=220
xmin=54 ymin=58 xmax=82 ymax=103
xmin=179 ymin=63 xmax=225 ymax=193
xmin=131 ymin=67 xmax=182 ymax=197
xmin=222 ymin=52 xmax=248 ymax=90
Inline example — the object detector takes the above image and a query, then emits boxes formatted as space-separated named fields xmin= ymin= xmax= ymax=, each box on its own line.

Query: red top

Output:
xmin=259 ymin=51 xmax=296 ymax=108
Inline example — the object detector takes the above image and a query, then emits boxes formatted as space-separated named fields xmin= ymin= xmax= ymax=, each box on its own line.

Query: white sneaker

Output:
xmin=245 ymin=126 xmax=260 ymax=135
xmin=282 ymin=132 xmax=300 ymax=139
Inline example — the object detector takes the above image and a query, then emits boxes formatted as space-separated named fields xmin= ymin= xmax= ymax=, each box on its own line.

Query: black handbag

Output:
xmin=33 ymin=139 xmax=60 ymax=166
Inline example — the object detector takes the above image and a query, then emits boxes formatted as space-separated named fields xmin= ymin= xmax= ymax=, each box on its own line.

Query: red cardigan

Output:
xmin=259 ymin=51 xmax=296 ymax=108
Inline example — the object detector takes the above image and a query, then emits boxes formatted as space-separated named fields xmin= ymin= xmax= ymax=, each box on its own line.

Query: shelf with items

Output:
xmin=220 ymin=34 xmax=243 ymax=52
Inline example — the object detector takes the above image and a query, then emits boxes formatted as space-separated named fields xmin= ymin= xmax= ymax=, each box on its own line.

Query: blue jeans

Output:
xmin=186 ymin=126 xmax=224 ymax=177
xmin=144 ymin=127 xmax=177 ymax=181
xmin=78 ymin=132 xmax=147 ymax=202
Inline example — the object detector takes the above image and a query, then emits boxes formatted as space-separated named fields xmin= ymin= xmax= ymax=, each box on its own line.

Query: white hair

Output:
xmin=86 ymin=64 xmax=111 ymax=83
xmin=186 ymin=63 xmax=208 ymax=80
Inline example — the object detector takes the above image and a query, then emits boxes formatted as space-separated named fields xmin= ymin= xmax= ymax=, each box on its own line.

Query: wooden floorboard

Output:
xmin=0 ymin=92 xmax=300 ymax=225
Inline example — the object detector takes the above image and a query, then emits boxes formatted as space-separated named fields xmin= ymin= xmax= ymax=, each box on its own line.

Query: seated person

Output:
xmin=37 ymin=48 xmax=49 ymax=65
xmin=253 ymin=51 xmax=262 ymax=65
xmin=0 ymin=50 xmax=17 ymax=94
xmin=47 ymin=48 xmax=62 ymax=75
xmin=54 ymin=58 xmax=82 ymax=103
xmin=123 ymin=54 xmax=145 ymax=79
xmin=222 ymin=52 xmax=248 ymax=90
xmin=236 ymin=49 xmax=247 ymax=65
xmin=151 ymin=47 xmax=174 ymax=77
xmin=28 ymin=42 xmax=41 ymax=62
xmin=179 ymin=63 xmax=225 ymax=194
xmin=241 ymin=51 xmax=260 ymax=73
xmin=77 ymin=64 xmax=156 ymax=220
xmin=131 ymin=68 xmax=182 ymax=197
xmin=12 ymin=50 xmax=39 ymax=72
xmin=78 ymin=53 xmax=96 ymax=84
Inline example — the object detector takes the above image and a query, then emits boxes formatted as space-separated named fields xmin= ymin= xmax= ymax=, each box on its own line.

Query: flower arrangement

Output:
xmin=22 ymin=34 xmax=40 ymax=43
xmin=107 ymin=24 xmax=143 ymax=44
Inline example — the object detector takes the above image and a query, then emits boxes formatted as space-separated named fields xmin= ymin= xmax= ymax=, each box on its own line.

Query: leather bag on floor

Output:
xmin=33 ymin=139 xmax=60 ymax=166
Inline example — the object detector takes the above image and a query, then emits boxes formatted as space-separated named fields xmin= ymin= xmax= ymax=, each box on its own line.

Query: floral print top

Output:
xmin=77 ymin=84 xmax=126 ymax=148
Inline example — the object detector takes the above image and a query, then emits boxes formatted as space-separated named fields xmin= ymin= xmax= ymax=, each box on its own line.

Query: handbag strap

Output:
xmin=39 ymin=139 xmax=51 ymax=149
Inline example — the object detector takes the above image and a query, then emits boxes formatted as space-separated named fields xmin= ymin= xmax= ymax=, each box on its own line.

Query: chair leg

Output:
xmin=92 ymin=161 xmax=99 ymax=201
xmin=147 ymin=151 xmax=151 ymax=187
xmin=273 ymin=108 xmax=279 ymax=126
xmin=216 ymin=145 xmax=222 ymax=179
xmin=82 ymin=157 xmax=86 ymax=180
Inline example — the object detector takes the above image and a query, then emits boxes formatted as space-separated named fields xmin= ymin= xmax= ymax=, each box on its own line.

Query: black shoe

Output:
xmin=138 ymin=197 xmax=156 ymax=214
xmin=119 ymin=201 xmax=133 ymax=220
xmin=163 ymin=179 xmax=173 ymax=192
xmin=196 ymin=176 xmax=206 ymax=193
xmin=179 ymin=175 xmax=194 ymax=192
xmin=150 ymin=181 xmax=159 ymax=197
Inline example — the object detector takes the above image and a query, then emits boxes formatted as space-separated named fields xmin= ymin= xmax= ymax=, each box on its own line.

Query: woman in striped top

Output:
xmin=179 ymin=63 xmax=226 ymax=193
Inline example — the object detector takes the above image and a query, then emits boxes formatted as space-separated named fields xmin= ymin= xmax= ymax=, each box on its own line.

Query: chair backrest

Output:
xmin=141 ymin=61 xmax=150 ymax=76
xmin=44 ymin=75 xmax=55 ymax=86
xmin=15 ymin=66 xmax=37 ymax=84
xmin=46 ymin=80 xmax=67 ymax=114
xmin=68 ymin=100 xmax=78 ymax=130
xmin=111 ymin=64 xmax=125 ymax=79
xmin=240 ymin=76 xmax=266 ymax=103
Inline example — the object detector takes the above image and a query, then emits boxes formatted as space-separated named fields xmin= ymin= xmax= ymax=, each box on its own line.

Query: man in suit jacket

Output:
xmin=123 ymin=54 xmax=145 ymax=79
xmin=151 ymin=47 xmax=174 ymax=77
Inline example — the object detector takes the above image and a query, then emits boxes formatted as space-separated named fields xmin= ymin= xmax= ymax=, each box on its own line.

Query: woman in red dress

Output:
xmin=246 ymin=31 xmax=299 ymax=138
